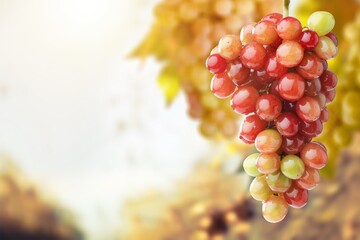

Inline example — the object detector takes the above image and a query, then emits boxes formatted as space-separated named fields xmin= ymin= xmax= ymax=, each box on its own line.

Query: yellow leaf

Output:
xmin=157 ymin=66 xmax=180 ymax=105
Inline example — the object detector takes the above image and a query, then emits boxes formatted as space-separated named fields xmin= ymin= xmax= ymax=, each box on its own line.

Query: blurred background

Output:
xmin=0 ymin=0 xmax=359 ymax=239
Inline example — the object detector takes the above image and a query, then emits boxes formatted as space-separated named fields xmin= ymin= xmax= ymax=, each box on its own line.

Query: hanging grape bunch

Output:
xmin=132 ymin=0 xmax=283 ymax=139
xmin=205 ymin=5 xmax=338 ymax=222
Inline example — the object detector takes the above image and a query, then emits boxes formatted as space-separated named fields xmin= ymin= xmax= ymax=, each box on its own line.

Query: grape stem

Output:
xmin=283 ymin=0 xmax=290 ymax=17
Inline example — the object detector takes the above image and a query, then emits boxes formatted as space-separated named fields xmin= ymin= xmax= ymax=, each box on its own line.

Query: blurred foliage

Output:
xmin=0 ymin=155 xmax=83 ymax=240
xmin=118 ymin=159 xmax=254 ymax=240
xmin=131 ymin=0 xmax=282 ymax=140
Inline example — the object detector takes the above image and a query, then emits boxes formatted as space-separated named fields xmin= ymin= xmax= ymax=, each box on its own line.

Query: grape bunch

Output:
xmin=205 ymin=11 xmax=338 ymax=223
xmin=132 ymin=0 xmax=283 ymax=139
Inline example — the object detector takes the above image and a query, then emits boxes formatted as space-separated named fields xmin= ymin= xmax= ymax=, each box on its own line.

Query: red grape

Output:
xmin=319 ymin=107 xmax=329 ymax=122
xmin=256 ymin=153 xmax=281 ymax=174
xmin=296 ymin=96 xmax=321 ymax=122
xmin=239 ymin=114 xmax=267 ymax=143
xmin=227 ymin=59 xmax=250 ymax=86
xmin=231 ymin=86 xmax=259 ymax=114
xmin=206 ymin=54 xmax=228 ymax=74
xmin=323 ymin=88 xmax=336 ymax=103
xmin=326 ymin=32 xmax=338 ymax=46
xmin=240 ymin=42 xmax=267 ymax=70
xmin=276 ymin=112 xmax=300 ymax=137
xmin=276 ymin=17 xmax=302 ymax=40
xmin=304 ymin=78 xmax=321 ymax=97
xmin=256 ymin=94 xmax=282 ymax=121
xmin=276 ymin=41 xmax=304 ymax=67
xmin=253 ymin=20 xmax=279 ymax=45
xmin=320 ymin=70 xmax=338 ymax=90
xmin=300 ymin=142 xmax=328 ymax=169
xmin=265 ymin=53 xmax=288 ymax=78
xmin=240 ymin=23 xmax=255 ymax=45
xmin=298 ymin=30 xmax=319 ymax=50
xmin=211 ymin=73 xmax=236 ymax=98
xmin=296 ymin=52 xmax=324 ymax=80
xmin=299 ymin=119 xmax=323 ymax=138
xmin=255 ymin=129 xmax=282 ymax=153
xmin=295 ymin=167 xmax=320 ymax=190
xmin=282 ymin=134 xmax=307 ymax=155
xmin=278 ymin=73 xmax=305 ymax=102
xmin=284 ymin=184 xmax=309 ymax=208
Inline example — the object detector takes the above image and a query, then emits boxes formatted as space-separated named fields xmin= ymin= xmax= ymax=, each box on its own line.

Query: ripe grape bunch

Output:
xmin=206 ymin=11 xmax=338 ymax=223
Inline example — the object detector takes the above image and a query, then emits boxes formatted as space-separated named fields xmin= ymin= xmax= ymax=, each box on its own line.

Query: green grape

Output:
xmin=266 ymin=171 xmax=292 ymax=193
xmin=243 ymin=153 xmax=261 ymax=177
xmin=249 ymin=175 xmax=273 ymax=201
xmin=308 ymin=11 xmax=335 ymax=36
xmin=280 ymin=155 xmax=305 ymax=180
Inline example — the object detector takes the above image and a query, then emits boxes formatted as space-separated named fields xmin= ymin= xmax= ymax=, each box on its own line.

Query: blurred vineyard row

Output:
xmin=0 ymin=155 xmax=83 ymax=240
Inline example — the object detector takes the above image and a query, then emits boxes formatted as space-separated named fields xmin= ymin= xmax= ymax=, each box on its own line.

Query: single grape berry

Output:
xmin=300 ymin=142 xmax=328 ymax=169
xmin=298 ymin=30 xmax=319 ymax=50
xmin=256 ymin=153 xmax=281 ymax=174
xmin=320 ymin=70 xmax=338 ymax=90
xmin=239 ymin=114 xmax=267 ymax=143
xmin=280 ymin=154 xmax=305 ymax=180
xmin=227 ymin=59 xmax=251 ymax=86
xmin=281 ymin=134 xmax=307 ymax=155
xmin=262 ymin=195 xmax=288 ymax=223
xmin=240 ymin=42 xmax=267 ymax=70
xmin=278 ymin=73 xmax=305 ymax=102
xmin=218 ymin=35 xmax=242 ymax=60
xmin=308 ymin=11 xmax=335 ymax=36
xmin=243 ymin=153 xmax=261 ymax=177
xmin=295 ymin=167 xmax=320 ymax=190
xmin=276 ymin=41 xmax=304 ymax=68
xmin=284 ymin=184 xmax=309 ymax=208
xmin=299 ymin=119 xmax=323 ymax=138
xmin=211 ymin=73 xmax=236 ymax=98
xmin=206 ymin=54 xmax=228 ymax=74
xmin=255 ymin=94 xmax=282 ymax=121
xmin=255 ymin=129 xmax=282 ymax=153
xmin=250 ymin=175 xmax=273 ymax=201
xmin=276 ymin=112 xmax=300 ymax=137
xmin=231 ymin=86 xmax=259 ymax=114
xmin=253 ymin=20 xmax=279 ymax=45
xmin=326 ymin=32 xmax=338 ymax=46
xmin=296 ymin=52 xmax=324 ymax=80
xmin=315 ymin=36 xmax=338 ymax=60
xmin=296 ymin=96 xmax=321 ymax=122
xmin=276 ymin=17 xmax=302 ymax=40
